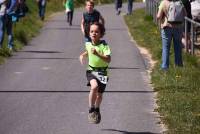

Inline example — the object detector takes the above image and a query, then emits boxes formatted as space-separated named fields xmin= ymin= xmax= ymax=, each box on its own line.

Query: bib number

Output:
xmin=91 ymin=71 xmax=108 ymax=84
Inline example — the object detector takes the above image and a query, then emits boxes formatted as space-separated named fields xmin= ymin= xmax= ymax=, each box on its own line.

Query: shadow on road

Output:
xmin=10 ymin=57 xmax=77 ymax=60
xmin=43 ymin=27 xmax=126 ymax=31
xmin=109 ymin=67 xmax=140 ymax=70
xmin=44 ymin=27 xmax=81 ymax=31
xmin=106 ymin=28 xmax=127 ymax=31
xmin=0 ymin=90 xmax=155 ymax=93
xmin=18 ymin=50 xmax=63 ymax=53
xmin=101 ymin=129 xmax=160 ymax=134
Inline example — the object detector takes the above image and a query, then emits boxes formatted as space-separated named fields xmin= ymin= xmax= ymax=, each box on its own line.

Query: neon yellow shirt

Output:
xmin=85 ymin=41 xmax=111 ymax=70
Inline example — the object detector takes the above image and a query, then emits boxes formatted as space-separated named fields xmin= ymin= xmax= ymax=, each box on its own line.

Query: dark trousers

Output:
xmin=115 ymin=0 xmax=122 ymax=11
xmin=0 ymin=15 xmax=13 ymax=48
xmin=38 ymin=2 xmax=46 ymax=20
xmin=67 ymin=11 xmax=74 ymax=25
xmin=127 ymin=0 xmax=133 ymax=14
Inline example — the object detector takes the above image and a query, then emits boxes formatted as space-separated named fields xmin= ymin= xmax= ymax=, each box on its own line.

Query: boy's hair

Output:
xmin=85 ymin=0 xmax=94 ymax=6
xmin=89 ymin=22 xmax=105 ymax=37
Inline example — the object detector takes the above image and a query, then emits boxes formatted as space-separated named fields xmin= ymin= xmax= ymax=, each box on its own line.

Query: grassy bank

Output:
xmin=0 ymin=0 xmax=64 ymax=62
xmin=124 ymin=9 xmax=200 ymax=134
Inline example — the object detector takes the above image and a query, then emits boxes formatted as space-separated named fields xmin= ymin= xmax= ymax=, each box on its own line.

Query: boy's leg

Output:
xmin=94 ymin=81 xmax=106 ymax=124
xmin=95 ymin=92 xmax=102 ymax=108
xmin=89 ymin=79 xmax=98 ymax=108
xmin=88 ymin=79 xmax=98 ymax=123
xmin=95 ymin=92 xmax=103 ymax=124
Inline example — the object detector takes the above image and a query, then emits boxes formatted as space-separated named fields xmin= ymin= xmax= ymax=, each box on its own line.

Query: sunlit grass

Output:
xmin=124 ymin=8 xmax=200 ymax=134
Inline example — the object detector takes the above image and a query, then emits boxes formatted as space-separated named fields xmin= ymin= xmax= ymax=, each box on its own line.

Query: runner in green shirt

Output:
xmin=79 ymin=22 xmax=111 ymax=124
xmin=63 ymin=0 xmax=74 ymax=26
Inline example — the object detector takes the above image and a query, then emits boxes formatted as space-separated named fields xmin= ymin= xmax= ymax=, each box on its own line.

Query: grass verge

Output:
xmin=124 ymin=8 xmax=200 ymax=134
xmin=0 ymin=0 xmax=65 ymax=64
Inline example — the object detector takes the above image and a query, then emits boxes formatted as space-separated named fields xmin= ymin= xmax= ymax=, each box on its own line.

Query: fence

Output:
xmin=185 ymin=17 xmax=200 ymax=55
xmin=145 ymin=0 xmax=160 ymax=24
xmin=145 ymin=0 xmax=200 ymax=55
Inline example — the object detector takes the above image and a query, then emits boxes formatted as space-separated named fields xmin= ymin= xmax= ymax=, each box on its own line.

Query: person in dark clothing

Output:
xmin=36 ymin=0 xmax=46 ymax=21
xmin=81 ymin=0 xmax=105 ymax=42
xmin=3 ymin=0 xmax=17 ymax=50
xmin=127 ymin=0 xmax=133 ymax=15
xmin=0 ymin=0 xmax=7 ymax=49
xmin=115 ymin=0 xmax=122 ymax=15
xmin=63 ymin=0 xmax=74 ymax=26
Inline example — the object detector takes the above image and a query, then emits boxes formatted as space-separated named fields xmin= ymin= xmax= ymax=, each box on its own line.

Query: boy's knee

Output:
xmin=90 ymin=79 xmax=98 ymax=90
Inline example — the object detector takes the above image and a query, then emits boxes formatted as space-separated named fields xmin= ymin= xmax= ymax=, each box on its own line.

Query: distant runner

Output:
xmin=81 ymin=0 xmax=105 ymax=42
xmin=63 ymin=0 xmax=74 ymax=26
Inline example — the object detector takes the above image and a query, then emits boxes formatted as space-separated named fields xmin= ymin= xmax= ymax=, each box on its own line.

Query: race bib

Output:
xmin=91 ymin=71 xmax=108 ymax=84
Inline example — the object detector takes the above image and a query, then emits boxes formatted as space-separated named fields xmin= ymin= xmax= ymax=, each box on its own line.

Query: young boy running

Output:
xmin=81 ymin=0 xmax=105 ymax=42
xmin=79 ymin=22 xmax=111 ymax=124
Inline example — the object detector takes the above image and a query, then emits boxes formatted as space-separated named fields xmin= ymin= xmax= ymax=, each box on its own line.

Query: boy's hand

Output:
xmin=91 ymin=48 xmax=98 ymax=55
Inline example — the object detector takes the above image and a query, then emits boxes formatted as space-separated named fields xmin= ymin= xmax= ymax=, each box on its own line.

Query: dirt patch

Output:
xmin=137 ymin=45 xmax=157 ymax=71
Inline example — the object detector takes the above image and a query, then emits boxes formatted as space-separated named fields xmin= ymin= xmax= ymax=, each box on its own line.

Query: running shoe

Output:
xmin=88 ymin=112 xmax=98 ymax=124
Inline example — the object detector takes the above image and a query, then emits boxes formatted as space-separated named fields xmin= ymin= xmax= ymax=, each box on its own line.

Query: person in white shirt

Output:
xmin=0 ymin=0 xmax=7 ymax=49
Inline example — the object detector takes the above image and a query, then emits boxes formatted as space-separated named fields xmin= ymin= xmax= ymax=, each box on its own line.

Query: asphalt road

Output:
xmin=0 ymin=3 xmax=163 ymax=134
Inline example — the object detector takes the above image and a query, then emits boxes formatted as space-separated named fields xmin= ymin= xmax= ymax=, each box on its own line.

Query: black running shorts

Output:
xmin=86 ymin=70 xmax=107 ymax=93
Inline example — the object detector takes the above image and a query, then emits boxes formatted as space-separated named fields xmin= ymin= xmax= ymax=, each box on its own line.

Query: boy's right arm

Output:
xmin=79 ymin=51 xmax=88 ymax=65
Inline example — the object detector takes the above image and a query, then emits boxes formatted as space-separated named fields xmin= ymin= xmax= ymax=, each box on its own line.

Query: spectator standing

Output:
xmin=127 ymin=0 xmax=133 ymax=15
xmin=79 ymin=22 xmax=111 ymax=124
xmin=157 ymin=0 xmax=186 ymax=70
xmin=0 ymin=0 xmax=7 ymax=49
xmin=63 ymin=0 xmax=74 ymax=26
xmin=36 ymin=0 xmax=46 ymax=21
xmin=4 ymin=0 xmax=18 ymax=51
xmin=81 ymin=0 xmax=105 ymax=42
xmin=115 ymin=0 xmax=122 ymax=15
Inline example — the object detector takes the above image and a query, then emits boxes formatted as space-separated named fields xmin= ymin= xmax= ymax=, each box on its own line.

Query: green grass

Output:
xmin=124 ymin=9 xmax=200 ymax=134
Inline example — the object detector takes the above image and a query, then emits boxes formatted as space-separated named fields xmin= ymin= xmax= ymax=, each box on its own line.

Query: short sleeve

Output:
xmin=103 ymin=45 xmax=111 ymax=56
xmin=85 ymin=42 xmax=90 ymax=52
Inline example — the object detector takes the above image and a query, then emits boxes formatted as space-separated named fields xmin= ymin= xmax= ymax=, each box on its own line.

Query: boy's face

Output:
xmin=85 ymin=2 xmax=94 ymax=13
xmin=90 ymin=24 xmax=101 ymax=43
